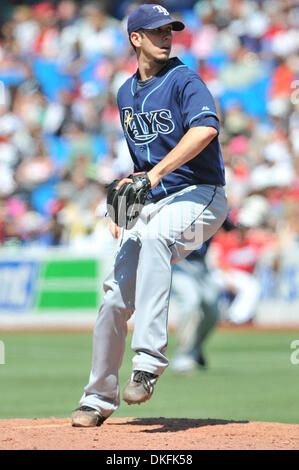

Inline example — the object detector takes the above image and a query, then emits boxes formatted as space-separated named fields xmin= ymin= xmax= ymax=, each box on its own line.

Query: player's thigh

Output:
xmin=145 ymin=185 xmax=227 ymax=261
xmin=104 ymin=230 xmax=141 ymax=306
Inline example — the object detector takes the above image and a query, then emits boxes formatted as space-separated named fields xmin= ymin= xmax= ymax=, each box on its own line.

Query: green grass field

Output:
xmin=0 ymin=328 xmax=298 ymax=424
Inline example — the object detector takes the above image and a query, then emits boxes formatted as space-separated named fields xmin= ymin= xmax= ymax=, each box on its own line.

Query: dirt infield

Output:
xmin=0 ymin=417 xmax=298 ymax=450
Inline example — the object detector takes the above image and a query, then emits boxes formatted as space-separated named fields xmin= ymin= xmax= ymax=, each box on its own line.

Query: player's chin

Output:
xmin=154 ymin=50 xmax=170 ymax=64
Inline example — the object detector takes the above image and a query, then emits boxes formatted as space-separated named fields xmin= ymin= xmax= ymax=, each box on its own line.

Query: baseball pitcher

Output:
xmin=72 ymin=3 xmax=228 ymax=427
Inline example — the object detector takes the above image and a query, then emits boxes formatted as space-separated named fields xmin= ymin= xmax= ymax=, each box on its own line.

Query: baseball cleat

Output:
xmin=123 ymin=370 xmax=158 ymax=405
xmin=71 ymin=406 xmax=106 ymax=427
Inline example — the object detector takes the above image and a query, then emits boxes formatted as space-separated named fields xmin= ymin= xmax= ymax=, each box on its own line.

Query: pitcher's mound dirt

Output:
xmin=0 ymin=417 xmax=298 ymax=450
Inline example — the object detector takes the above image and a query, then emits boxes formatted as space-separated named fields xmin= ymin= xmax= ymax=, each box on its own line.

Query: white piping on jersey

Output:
xmin=140 ymin=64 xmax=187 ymax=196
xmin=131 ymin=76 xmax=136 ymax=96
xmin=146 ymin=145 xmax=151 ymax=163
xmin=146 ymin=138 xmax=168 ymax=195
xmin=160 ymin=179 xmax=168 ymax=195
xmin=189 ymin=110 xmax=218 ymax=126
xmin=141 ymin=65 xmax=187 ymax=112
xmin=146 ymin=145 xmax=168 ymax=195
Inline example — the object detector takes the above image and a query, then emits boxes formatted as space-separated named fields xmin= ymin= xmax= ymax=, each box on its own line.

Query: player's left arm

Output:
xmin=147 ymin=125 xmax=217 ymax=189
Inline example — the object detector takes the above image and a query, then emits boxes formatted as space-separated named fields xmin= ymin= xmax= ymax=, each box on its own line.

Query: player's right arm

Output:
xmin=148 ymin=72 xmax=220 ymax=189
xmin=147 ymin=126 xmax=218 ymax=189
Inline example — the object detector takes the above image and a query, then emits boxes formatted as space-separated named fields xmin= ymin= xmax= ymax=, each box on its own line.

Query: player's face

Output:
xmin=138 ymin=25 xmax=173 ymax=64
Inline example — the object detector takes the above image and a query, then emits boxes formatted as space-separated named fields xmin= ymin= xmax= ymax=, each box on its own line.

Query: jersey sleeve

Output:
xmin=179 ymin=75 xmax=220 ymax=133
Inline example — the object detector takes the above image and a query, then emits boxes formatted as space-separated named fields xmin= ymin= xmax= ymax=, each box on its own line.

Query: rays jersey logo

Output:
xmin=122 ymin=107 xmax=175 ymax=145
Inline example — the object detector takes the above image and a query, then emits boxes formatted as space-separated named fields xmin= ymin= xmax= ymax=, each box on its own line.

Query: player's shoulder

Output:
xmin=168 ymin=57 xmax=206 ymax=86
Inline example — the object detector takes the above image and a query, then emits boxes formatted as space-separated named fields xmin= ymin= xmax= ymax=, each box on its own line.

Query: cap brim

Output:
xmin=142 ymin=18 xmax=185 ymax=32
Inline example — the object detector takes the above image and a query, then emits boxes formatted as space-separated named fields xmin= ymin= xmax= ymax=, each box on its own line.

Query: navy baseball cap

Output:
xmin=127 ymin=4 xmax=185 ymax=36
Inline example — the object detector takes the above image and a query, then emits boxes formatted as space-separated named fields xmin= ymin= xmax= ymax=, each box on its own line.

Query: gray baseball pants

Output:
xmin=79 ymin=184 xmax=227 ymax=417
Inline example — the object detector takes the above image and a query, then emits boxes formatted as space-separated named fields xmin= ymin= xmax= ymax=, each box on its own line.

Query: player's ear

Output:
xmin=130 ymin=30 xmax=143 ymax=50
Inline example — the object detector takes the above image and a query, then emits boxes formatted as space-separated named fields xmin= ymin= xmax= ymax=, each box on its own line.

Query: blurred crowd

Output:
xmin=0 ymin=0 xmax=298 ymax=258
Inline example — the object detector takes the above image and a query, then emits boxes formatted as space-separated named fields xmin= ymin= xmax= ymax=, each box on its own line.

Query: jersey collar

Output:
xmin=133 ymin=57 xmax=183 ymax=93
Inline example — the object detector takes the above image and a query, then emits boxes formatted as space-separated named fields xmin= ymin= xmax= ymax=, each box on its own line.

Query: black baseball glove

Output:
xmin=106 ymin=172 xmax=151 ymax=230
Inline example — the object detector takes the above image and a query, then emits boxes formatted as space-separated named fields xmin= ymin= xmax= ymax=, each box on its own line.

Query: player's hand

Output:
xmin=115 ymin=177 xmax=133 ymax=191
xmin=109 ymin=220 xmax=121 ymax=239
xmin=106 ymin=172 xmax=151 ymax=230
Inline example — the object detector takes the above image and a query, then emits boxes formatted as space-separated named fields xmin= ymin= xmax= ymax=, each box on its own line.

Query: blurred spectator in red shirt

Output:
xmin=209 ymin=195 xmax=277 ymax=324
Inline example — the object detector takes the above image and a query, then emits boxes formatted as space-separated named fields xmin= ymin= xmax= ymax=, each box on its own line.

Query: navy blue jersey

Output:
xmin=117 ymin=57 xmax=225 ymax=201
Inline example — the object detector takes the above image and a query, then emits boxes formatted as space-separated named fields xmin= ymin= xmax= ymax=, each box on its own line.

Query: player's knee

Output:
xmin=101 ymin=284 xmax=135 ymax=322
